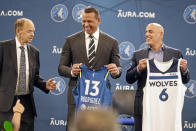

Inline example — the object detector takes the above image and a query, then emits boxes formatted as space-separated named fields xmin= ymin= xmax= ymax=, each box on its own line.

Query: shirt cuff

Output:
xmin=71 ymin=70 xmax=77 ymax=77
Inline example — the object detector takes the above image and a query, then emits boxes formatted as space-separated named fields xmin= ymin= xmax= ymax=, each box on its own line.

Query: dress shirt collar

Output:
xmin=15 ymin=37 xmax=27 ymax=50
xmin=148 ymin=43 xmax=165 ymax=52
xmin=85 ymin=28 xmax=99 ymax=40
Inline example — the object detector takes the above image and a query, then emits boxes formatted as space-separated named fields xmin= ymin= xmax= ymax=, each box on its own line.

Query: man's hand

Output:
xmin=180 ymin=59 xmax=188 ymax=72
xmin=106 ymin=63 xmax=119 ymax=76
xmin=71 ymin=63 xmax=82 ymax=76
xmin=13 ymin=99 xmax=24 ymax=114
xmin=46 ymin=78 xmax=56 ymax=90
xmin=138 ymin=58 xmax=148 ymax=72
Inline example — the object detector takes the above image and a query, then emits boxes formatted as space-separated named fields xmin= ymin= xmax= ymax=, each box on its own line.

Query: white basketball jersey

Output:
xmin=142 ymin=58 xmax=186 ymax=131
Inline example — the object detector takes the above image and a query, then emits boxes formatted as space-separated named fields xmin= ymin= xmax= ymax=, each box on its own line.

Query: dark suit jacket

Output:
xmin=0 ymin=39 xmax=49 ymax=116
xmin=126 ymin=45 xmax=190 ymax=115
xmin=58 ymin=31 xmax=122 ymax=104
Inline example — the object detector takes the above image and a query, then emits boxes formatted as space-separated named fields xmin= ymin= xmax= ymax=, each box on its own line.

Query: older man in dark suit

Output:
xmin=58 ymin=7 xmax=122 ymax=130
xmin=0 ymin=18 xmax=56 ymax=131
xmin=126 ymin=23 xmax=190 ymax=131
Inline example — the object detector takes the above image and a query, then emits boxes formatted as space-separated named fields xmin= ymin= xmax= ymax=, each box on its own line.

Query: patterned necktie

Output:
xmin=18 ymin=46 xmax=26 ymax=94
xmin=88 ymin=35 xmax=95 ymax=68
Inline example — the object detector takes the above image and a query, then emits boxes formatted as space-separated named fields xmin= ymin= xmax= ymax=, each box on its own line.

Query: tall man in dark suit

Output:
xmin=58 ymin=7 xmax=122 ymax=130
xmin=126 ymin=23 xmax=190 ymax=131
xmin=0 ymin=18 xmax=56 ymax=131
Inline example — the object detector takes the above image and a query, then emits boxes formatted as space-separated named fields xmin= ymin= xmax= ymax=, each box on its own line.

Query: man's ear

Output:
xmin=98 ymin=17 xmax=101 ymax=24
xmin=16 ymin=28 xmax=20 ymax=35
xmin=161 ymin=32 xmax=164 ymax=40
xmin=16 ymin=27 xmax=23 ymax=35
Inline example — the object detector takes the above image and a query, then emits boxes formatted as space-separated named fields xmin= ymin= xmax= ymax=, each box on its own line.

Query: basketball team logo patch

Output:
xmin=184 ymin=80 xmax=196 ymax=98
xmin=51 ymin=4 xmax=68 ymax=22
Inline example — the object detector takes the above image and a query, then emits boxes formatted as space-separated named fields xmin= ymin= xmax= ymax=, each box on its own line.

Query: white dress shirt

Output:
xmin=15 ymin=37 xmax=30 ymax=95
xmin=85 ymin=28 xmax=99 ymax=58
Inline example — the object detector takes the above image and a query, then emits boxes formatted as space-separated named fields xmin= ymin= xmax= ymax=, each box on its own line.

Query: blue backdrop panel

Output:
xmin=0 ymin=0 xmax=196 ymax=130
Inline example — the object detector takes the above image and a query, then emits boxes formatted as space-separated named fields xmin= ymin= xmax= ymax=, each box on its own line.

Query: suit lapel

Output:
xmin=9 ymin=40 xmax=18 ymax=75
xmin=79 ymin=32 xmax=89 ymax=66
xmin=91 ymin=31 xmax=104 ymax=68
xmin=163 ymin=45 xmax=170 ymax=62
xmin=27 ymin=45 xmax=33 ymax=82
xmin=143 ymin=48 xmax=149 ymax=58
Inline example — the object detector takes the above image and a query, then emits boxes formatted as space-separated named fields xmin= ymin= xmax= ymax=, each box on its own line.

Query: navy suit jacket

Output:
xmin=0 ymin=39 xmax=49 ymax=116
xmin=126 ymin=45 xmax=190 ymax=115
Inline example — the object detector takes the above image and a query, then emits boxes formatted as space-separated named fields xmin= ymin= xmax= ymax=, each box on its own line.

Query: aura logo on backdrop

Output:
xmin=52 ymin=45 xmax=62 ymax=54
xmin=185 ymin=48 xmax=196 ymax=56
xmin=184 ymin=5 xmax=196 ymax=24
xmin=72 ymin=4 xmax=87 ymax=23
xmin=184 ymin=80 xmax=196 ymax=98
xmin=117 ymin=10 xmax=155 ymax=19
xmin=51 ymin=4 xmax=68 ymax=22
xmin=184 ymin=120 xmax=196 ymax=129
xmin=50 ymin=118 xmax=67 ymax=126
xmin=116 ymin=83 xmax=134 ymax=90
xmin=0 ymin=10 xmax=23 ymax=16
xmin=119 ymin=41 xmax=135 ymax=60
xmin=50 ymin=77 xmax=66 ymax=95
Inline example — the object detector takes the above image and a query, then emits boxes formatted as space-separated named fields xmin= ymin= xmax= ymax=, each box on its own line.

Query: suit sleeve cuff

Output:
xmin=182 ymin=68 xmax=188 ymax=75
xmin=137 ymin=66 xmax=142 ymax=74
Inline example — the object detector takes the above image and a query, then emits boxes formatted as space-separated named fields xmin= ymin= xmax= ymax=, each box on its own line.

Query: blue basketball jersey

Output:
xmin=73 ymin=65 xmax=112 ymax=111
xmin=142 ymin=58 xmax=186 ymax=131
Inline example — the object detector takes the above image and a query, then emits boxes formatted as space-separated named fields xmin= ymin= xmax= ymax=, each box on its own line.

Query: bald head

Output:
xmin=147 ymin=23 xmax=164 ymax=34
xmin=145 ymin=23 xmax=164 ymax=51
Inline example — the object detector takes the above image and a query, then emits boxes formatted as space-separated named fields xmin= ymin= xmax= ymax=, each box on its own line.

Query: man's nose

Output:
xmin=145 ymin=32 xmax=149 ymax=38
xmin=84 ymin=22 xmax=89 ymax=27
xmin=31 ymin=32 xmax=34 ymax=37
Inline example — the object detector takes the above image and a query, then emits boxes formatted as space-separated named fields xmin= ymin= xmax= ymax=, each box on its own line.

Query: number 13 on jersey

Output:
xmin=84 ymin=80 xmax=100 ymax=96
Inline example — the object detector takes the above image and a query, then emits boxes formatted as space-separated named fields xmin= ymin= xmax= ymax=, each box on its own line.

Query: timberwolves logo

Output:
xmin=50 ymin=77 xmax=66 ymax=95
xmin=184 ymin=80 xmax=196 ymax=98
xmin=139 ymin=42 xmax=149 ymax=49
xmin=51 ymin=4 xmax=68 ymax=22
xmin=119 ymin=41 xmax=135 ymax=60
xmin=184 ymin=5 xmax=196 ymax=24
xmin=72 ymin=4 xmax=87 ymax=23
